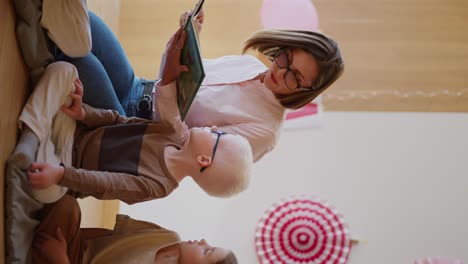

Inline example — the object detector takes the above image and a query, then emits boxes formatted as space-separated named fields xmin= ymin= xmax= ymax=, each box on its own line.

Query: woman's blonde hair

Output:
xmin=215 ymin=251 xmax=238 ymax=264
xmin=243 ymin=30 xmax=344 ymax=109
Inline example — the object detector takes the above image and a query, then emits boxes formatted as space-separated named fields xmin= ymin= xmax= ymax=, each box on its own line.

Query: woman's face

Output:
xmin=264 ymin=48 xmax=319 ymax=96
xmin=178 ymin=239 xmax=231 ymax=264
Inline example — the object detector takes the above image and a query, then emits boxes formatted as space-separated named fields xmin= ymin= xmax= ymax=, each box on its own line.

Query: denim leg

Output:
xmin=122 ymin=77 xmax=144 ymax=117
xmin=61 ymin=54 xmax=126 ymax=115
xmin=55 ymin=12 xmax=141 ymax=116
xmin=87 ymin=12 xmax=136 ymax=102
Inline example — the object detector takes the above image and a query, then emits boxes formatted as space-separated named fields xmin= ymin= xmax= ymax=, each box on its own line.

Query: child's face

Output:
xmin=190 ymin=126 xmax=226 ymax=172
xmin=189 ymin=126 xmax=220 ymax=154
xmin=178 ymin=239 xmax=231 ymax=264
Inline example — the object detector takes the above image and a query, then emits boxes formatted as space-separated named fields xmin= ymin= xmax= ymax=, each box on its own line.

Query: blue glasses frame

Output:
xmin=200 ymin=130 xmax=227 ymax=173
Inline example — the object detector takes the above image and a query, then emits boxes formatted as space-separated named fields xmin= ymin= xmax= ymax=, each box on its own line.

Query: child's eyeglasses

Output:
xmin=200 ymin=130 xmax=227 ymax=173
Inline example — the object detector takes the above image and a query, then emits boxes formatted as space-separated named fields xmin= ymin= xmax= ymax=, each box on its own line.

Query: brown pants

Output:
xmin=32 ymin=194 xmax=83 ymax=264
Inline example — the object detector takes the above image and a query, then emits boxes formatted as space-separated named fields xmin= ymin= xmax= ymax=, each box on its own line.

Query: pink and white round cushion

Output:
xmin=255 ymin=195 xmax=352 ymax=264
xmin=260 ymin=0 xmax=320 ymax=30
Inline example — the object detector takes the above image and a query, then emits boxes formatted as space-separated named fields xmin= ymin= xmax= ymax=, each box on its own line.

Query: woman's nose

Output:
xmin=275 ymin=66 xmax=286 ymax=76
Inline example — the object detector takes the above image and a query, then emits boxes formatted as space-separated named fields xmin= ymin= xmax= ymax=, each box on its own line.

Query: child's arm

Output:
xmin=155 ymin=81 xmax=190 ymax=143
xmin=78 ymin=104 xmax=150 ymax=129
xmin=156 ymin=80 xmax=275 ymax=161
xmin=61 ymin=79 xmax=150 ymax=129
xmin=28 ymin=163 xmax=171 ymax=205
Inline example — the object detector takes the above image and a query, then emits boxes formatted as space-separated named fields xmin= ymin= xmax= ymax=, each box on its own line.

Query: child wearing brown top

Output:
xmin=11 ymin=60 xmax=253 ymax=204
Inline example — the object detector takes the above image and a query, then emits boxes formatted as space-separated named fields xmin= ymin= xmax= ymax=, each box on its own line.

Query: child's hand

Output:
xmin=34 ymin=228 xmax=70 ymax=264
xmin=28 ymin=162 xmax=65 ymax=189
xmin=61 ymin=79 xmax=85 ymax=121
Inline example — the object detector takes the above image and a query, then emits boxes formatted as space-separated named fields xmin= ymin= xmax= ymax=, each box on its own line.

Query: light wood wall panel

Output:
xmin=119 ymin=0 xmax=468 ymax=112
xmin=87 ymin=0 xmax=122 ymax=36
xmin=119 ymin=0 xmax=263 ymax=79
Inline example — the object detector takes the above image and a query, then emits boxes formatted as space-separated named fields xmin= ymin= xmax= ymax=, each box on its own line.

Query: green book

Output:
xmin=177 ymin=0 xmax=205 ymax=121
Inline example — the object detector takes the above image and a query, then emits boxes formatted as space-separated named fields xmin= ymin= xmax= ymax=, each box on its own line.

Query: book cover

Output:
xmin=176 ymin=1 xmax=205 ymax=121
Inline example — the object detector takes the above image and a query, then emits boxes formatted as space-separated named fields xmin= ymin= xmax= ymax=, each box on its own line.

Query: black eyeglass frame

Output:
xmin=273 ymin=48 xmax=318 ymax=91
xmin=200 ymin=130 xmax=227 ymax=173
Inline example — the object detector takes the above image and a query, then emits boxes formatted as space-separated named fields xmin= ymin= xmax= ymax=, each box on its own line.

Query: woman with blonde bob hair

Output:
xmin=156 ymin=14 xmax=344 ymax=161
xmin=60 ymin=11 xmax=344 ymax=162
xmin=243 ymin=29 xmax=344 ymax=109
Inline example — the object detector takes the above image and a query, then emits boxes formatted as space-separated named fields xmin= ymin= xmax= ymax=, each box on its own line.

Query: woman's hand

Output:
xmin=179 ymin=8 xmax=204 ymax=33
xmin=159 ymin=27 xmax=189 ymax=86
xmin=28 ymin=162 xmax=65 ymax=189
xmin=34 ymin=228 xmax=70 ymax=264
xmin=61 ymin=79 xmax=86 ymax=121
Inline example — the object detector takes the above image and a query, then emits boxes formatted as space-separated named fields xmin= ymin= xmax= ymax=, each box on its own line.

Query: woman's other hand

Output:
xmin=28 ymin=162 xmax=65 ymax=189
xmin=179 ymin=8 xmax=204 ymax=32
xmin=61 ymin=79 xmax=86 ymax=120
xmin=159 ymin=27 xmax=189 ymax=86
xmin=34 ymin=228 xmax=70 ymax=264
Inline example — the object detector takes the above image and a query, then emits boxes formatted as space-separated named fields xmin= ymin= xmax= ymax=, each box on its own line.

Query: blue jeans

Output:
xmin=57 ymin=12 xmax=144 ymax=116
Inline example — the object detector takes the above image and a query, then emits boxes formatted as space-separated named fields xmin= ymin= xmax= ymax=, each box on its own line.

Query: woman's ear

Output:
xmin=197 ymin=154 xmax=212 ymax=167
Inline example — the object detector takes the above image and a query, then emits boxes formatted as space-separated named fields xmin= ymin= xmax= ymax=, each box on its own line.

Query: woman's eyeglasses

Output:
xmin=200 ymin=130 xmax=227 ymax=173
xmin=274 ymin=49 xmax=317 ymax=91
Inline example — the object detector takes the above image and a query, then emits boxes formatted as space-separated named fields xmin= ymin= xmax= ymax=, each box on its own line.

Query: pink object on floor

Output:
xmin=414 ymin=257 xmax=464 ymax=264
xmin=255 ymin=195 xmax=352 ymax=264
xmin=285 ymin=102 xmax=318 ymax=120
xmin=261 ymin=0 xmax=319 ymax=30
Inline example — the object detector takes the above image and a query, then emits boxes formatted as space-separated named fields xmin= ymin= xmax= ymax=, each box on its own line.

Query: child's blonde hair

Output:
xmin=194 ymin=134 xmax=253 ymax=198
